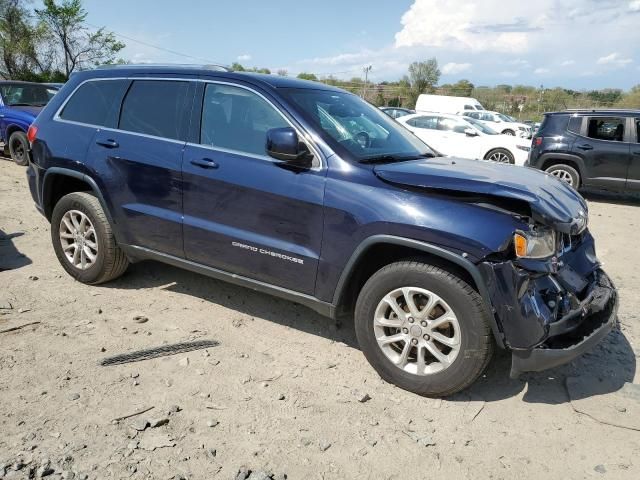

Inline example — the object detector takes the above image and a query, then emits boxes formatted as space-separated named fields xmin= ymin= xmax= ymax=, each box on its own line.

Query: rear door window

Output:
xmin=407 ymin=116 xmax=438 ymax=129
xmin=586 ymin=117 xmax=625 ymax=142
xmin=59 ymin=80 xmax=129 ymax=127
xmin=438 ymin=117 xmax=468 ymax=133
xmin=119 ymin=80 xmax=191 ymax=141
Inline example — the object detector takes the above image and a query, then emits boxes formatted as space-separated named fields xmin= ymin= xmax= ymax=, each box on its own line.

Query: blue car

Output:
xmin=26 ymin=65 xmax=618 ymax=396
xmin=0 ymin=81 xmax=58 ymax=165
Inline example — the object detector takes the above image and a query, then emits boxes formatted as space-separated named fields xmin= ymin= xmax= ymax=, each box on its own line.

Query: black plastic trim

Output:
xmin=121 ymin=245 xmax=336 ymax=318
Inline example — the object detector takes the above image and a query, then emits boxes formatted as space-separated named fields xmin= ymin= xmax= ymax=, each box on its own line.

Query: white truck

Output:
xmin=415 ymin=94 xmax=484 ymax=114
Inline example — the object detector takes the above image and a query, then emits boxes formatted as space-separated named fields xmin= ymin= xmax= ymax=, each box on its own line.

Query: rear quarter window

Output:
xmin=567 ymin=116 xmax=583 ymax=134
xmin=538 ymin=114 xmax=569 ymax=135
xmin=59 ymin=80 xmax=130 ymax=127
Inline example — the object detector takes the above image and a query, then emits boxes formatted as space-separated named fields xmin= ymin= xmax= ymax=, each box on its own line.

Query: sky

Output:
xmin=79 ymin=0 xmax=640 ymax=90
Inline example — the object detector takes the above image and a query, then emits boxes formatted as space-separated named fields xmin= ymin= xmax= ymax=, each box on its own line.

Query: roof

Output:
xmin=545 ymin=109 xmax=640 ymax=116
xmin=76 ymin=64 xmax=344 ymax=92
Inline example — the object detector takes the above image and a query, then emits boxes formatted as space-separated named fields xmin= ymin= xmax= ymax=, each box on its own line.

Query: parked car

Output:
xmin=26 ymin=65 xmax=617 ymax=396
xmin=415 ymin=94 xmax=484 ymax=114
xmin=0 ymin=81 xmax=58 ymax=165
xmin=380 ymin=107 xmax=415 ymax=119
xmin=527 ymin=109 xmax=640 ymax=192
xmin=397 ymin=112 xmax=531 ymax=165
xmin=461 ymin=110 xmax=532 ymax=138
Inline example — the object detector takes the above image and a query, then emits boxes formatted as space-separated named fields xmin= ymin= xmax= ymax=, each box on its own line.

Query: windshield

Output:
xmin=0 ymin=84 xmax=56 ymax=107
xmin=497 ymin=113 xmax=515 ymax=122
xmin=281 ymin=88 xmax=434 ymax=162
xmin=466 ymin=117 xmax=498 ymax=135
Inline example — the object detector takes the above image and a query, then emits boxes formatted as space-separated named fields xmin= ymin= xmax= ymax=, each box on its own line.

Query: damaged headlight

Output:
xmin=514 ymin=227 xmax=556 ymax=259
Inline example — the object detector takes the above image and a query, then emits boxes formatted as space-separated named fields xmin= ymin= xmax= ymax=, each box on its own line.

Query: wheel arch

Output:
xmin=5 ymin=124 xmax=26 ymax=140
xmin=42 ymin=168 xmax=116 ymax=228
xmin=332 ymin=235 xmax=504 ymax=348
xmin=539 ymin=153 xmax=585 ymax=179
xmin=483 ymin=147 xmax=514 ymax=163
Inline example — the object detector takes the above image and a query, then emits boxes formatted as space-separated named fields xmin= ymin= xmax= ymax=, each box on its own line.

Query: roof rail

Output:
xmin=95 ymin=63 xmax=230 ymax=72
xmin=563 ymin=108 xmax=639 ymax=112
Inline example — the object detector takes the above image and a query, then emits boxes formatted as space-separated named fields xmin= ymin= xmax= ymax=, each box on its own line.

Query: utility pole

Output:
xmin=362 ymin=65 xmax=372 ymax=98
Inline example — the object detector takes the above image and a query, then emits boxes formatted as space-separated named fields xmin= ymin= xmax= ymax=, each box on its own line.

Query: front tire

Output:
xmin=545 ymin=163 xmax=580 ymax=188
xmin=355 ymin=261 xmax=494 ymax=397
xmin=51 ymin=192 xmax=129 ymax=284
xmin=8 ymin=131 xmax=29 ymax=166
xmin=502 ymin=129 xmax=515 ymax=136
xmin=485 ymin=148 xmax=514 ymax=164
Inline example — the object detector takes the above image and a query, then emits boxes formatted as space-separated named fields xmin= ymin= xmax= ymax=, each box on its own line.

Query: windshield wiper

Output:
xmin=7 ymin=103 xmax=36 ymax=107
xmin=359 ymin=152 xmax=438 ymax=164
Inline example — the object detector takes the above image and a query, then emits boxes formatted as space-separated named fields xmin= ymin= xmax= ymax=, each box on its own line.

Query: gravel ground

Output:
xmin=1 ymin=159 xmax=639 ymax=479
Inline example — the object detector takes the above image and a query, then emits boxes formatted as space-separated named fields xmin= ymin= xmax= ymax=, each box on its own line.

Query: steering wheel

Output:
xmin=354 ymin=131 xmax=371 ymax=149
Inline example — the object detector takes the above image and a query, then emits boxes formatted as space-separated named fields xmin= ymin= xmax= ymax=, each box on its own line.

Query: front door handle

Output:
xmin=96 ymin=139 xmax=119 ymax=149
xmin=190 ymin=158 xmax=219 ymax=169
xmin=576 ymin=144 xmax=593 ymax=151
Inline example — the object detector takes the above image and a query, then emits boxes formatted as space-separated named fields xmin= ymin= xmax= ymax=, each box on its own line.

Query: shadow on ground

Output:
xmin=104 ymin=260 xmax=636 ymax=404
xmin=0 ymin=230 xmax=31 ymax=271
xmin=583 ymin=190 xmax=640 ymax=206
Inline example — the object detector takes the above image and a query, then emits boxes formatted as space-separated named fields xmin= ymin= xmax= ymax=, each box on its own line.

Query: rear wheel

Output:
xmin=502 ymin=129 xmax=515 ymax=136
xmin=545 ymin=163 xmax=580 ymax=188
xmin=485 ymin=148 xmax=514 ymax=164
xmin=51 ymin=192 xmax=129 ymax=284
xmin=355 ymin=261 xmax=494 ymax=397
xmin=8 ymin=131 xmax=29 ymax=166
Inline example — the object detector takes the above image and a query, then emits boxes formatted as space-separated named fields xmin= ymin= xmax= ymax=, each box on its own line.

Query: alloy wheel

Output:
xmin=373 ymin=287 xmax=461 ymax=376
xmin=488 ymin=151 xmax=511 ymax=163
xmin=549 ymin=169 xmax=574 ymax=186
xmin=59 ymin=210 xmax=99 ymax=270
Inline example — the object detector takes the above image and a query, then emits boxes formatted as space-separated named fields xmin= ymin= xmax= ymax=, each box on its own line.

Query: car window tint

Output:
xmin=59 ymin=80 xmax=129 ymax=127
xmin=119 ymin=80 xmax=190 ymax=141
xmin=200 ymin=83 xmax=289 ymax=156
xmin=438 ymin=117 xmax=467 ymax=133
xmin=567 ymin=116 xmax=582 ymax=134
xmin=635 ymin=118 xmax=640 ymax=143
xmin=586 ymin=117 xmax=625 ymax=142
xmin=408 ymin=116 xmax=438 ymax=129
xmin=464 ymin=104 xmax=473 ymax=110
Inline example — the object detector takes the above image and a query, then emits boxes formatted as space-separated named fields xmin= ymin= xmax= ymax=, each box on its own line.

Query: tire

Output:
xmin=502 ymin=129 xmax=515 ymax=136
xmin=8 ymin=131 xmax=29 ymax=166
xmin=355 ymin=260 xmax=494 ymax=397
xmin=545 ymin=163 xmax=580 ymax=189
xmin=51 ymin=192 xmax=129 ymax=284
xmin=485 ymin=148 xmax=514 ymax=164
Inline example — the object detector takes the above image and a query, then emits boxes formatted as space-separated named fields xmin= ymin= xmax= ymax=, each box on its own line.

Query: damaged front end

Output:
xmin=479 ymin=229 xmax=618 ymax=378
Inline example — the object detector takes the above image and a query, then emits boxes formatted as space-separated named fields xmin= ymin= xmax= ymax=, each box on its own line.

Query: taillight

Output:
xmin=27 ymin=125 xmax=38 ymax=143
xmin=533 ymin=136 xmax=543 ymax=147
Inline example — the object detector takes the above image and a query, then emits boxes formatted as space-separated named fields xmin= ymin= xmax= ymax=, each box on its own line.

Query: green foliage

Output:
xmin=297 ymin=72 xmax=318 ymax=81
xmin=230 ymin=63 xmax=271 ymax=74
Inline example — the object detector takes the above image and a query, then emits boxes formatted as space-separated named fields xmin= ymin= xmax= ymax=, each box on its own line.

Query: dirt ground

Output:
xmin=1 ymin=159 xmax=639 ymax=480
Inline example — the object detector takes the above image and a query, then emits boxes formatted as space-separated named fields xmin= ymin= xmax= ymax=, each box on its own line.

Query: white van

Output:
xmin=415 ymin=94 xmax=484 ymax=114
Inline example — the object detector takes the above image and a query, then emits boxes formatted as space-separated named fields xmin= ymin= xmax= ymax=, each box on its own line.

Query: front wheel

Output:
xmin=502 ymin=129 xmax=515 ymax=136
xmin=51 ymin=192 xmax=129 ymax=284
xmin=8 ymin=131 xmax=29 ymax=166
xmin=485 ymin=148 xmax=514 ymax=164
xmin=355 ymin=261 xmax=494 ymax=397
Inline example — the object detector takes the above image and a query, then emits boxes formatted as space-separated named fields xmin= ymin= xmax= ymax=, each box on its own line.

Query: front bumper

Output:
xmin=478 ymin=231 xmax=619 ymax=377
xmin=509 ymin=270 xmax=617 ymax=377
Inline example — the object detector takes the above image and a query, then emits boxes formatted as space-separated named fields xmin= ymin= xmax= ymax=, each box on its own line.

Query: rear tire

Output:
xmin=51 ymin=192 xmax=129 ymax=284
xmin=545 ymin=163 xmax=580 ymax=188
xmin=354 ymin=260 xmax=494 ymax=397
xmin=8 ymin=131 xmax=29 ymax=166
xmin=502 ymin=129 xmax=515 ymax=136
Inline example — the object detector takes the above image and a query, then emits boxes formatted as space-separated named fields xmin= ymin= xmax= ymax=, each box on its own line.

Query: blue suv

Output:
xmin=26 ymin=65 xmax=618 ymax=396
xmin=0 ymin=81 xmax=58 ymax=165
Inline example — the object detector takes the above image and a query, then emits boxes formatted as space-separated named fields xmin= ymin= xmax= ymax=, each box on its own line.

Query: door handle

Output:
xmin=190 ymin=158 xmax=219 ymax=169
xmin=576 ymin=144 xmax=593 ymax=151
xmin=96 ymin=139 xmax=119 ymax=149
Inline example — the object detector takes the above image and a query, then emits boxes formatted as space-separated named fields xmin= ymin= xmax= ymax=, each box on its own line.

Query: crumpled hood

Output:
xmin=374 ymin=156 xmax=588 ymax=234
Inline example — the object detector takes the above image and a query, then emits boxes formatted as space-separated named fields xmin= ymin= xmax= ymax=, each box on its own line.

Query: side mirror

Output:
xmin=266 ymin=127 xmax=314 ymax=168
xmin=464 ymin=128 xmax=478 ymax=137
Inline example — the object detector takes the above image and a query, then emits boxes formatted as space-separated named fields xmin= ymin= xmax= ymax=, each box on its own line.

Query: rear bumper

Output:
xmin=509 ymin=270 xmax=618 ymax=377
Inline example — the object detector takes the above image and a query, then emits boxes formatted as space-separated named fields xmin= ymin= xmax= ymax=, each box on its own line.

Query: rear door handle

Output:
xmin=576 ymin=144 xmax=593 ymax=151
xmin=190 ymin=158 xmax=219 ymax=169
xmin=96 ymin=139 xmax=119 ymax=149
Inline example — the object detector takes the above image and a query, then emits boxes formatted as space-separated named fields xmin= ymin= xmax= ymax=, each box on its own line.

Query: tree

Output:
xmin=276 ymin=69 xmax=288 ymax=76
xmin=35 ymin=0 xmax=124 ymax=78
xmin=230 ymin=62 xmax=246 ymax=71
xmin=406 ymin=58 xmax=440 ymax=106
xmin=450 ymin=79 xmax=474 ymax=97
xmin=296 ymin=72 xmax=318 ymax=81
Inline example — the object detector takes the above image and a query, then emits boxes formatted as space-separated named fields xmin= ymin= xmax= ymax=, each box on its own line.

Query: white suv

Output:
xmin=460 ymin=110 xmax=532 ymax=138
xmin=397 ymin=112 xmax=531 ymax=165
